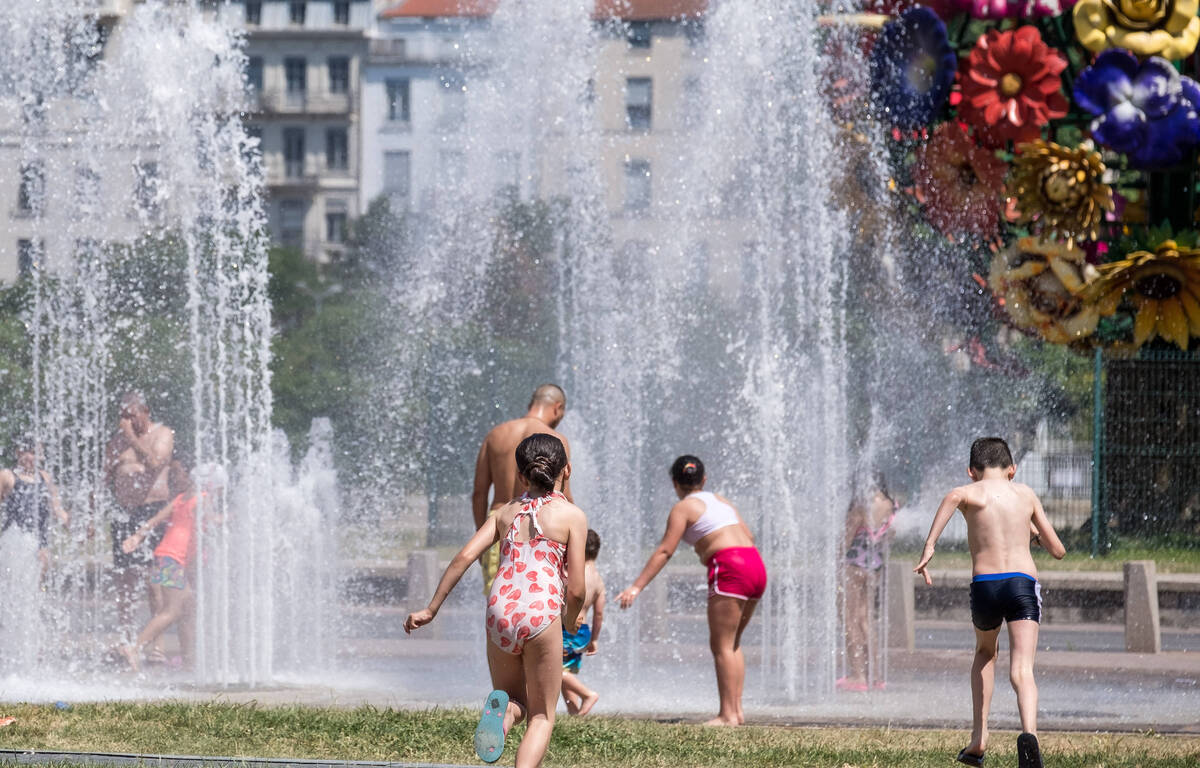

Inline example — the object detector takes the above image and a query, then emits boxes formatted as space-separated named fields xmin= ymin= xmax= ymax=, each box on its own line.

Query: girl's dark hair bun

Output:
xmin=516 ymin=434 xmax=567 ymax=493
xmin=669 ymin=454 xmax=705 ymax=489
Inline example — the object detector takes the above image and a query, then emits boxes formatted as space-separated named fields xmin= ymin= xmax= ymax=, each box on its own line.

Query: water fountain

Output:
xmin=0 ymin=0 xmax=333 ymax=691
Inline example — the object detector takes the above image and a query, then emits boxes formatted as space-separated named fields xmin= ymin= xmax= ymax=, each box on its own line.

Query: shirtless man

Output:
xmin=914 ymin=437 xmax=1065 ymax=768
xmin=105 ymin=392 xmax=174 ymax=640
xmin=472 ymin=384 xmax=573 ymax=594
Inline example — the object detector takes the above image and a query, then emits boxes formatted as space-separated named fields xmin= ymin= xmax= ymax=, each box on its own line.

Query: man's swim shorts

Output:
xmin=562 ymin=622 xmax=591 ymax=673
xmin=706 ymin=546 xmax=768 ymax=601
xmin=969 ymin=572 xmax=1041 ymax=630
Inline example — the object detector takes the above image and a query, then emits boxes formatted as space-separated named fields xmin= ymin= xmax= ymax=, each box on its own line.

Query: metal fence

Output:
xmin=1099 ymin=347 xmax=1200 ymax=548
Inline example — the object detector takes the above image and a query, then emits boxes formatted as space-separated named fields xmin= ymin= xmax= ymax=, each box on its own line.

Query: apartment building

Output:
xmin=221 ymin=0 xmax=372 ymax=261
xmin=0 ymin=0 xmax=147 ymax=283
xmin=363 ymin=0 xmax=707 ymax=248
xmin=360 ymin=1 xmax=492 ymax=215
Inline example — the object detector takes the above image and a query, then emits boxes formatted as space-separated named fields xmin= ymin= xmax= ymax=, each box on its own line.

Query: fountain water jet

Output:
xmin=0 ymin=0 xmax=332 ymax=690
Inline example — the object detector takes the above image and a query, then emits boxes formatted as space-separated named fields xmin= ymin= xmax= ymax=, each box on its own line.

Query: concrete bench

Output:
xmin=367 ymin=553 xmax=1193 ymax=654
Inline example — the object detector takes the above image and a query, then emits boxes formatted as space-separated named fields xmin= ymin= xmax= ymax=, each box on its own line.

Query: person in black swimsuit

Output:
xmin=0 ymin=440 xmax=68 ymax=670
xmin=0 ymin=440 xmax=69 ymax=571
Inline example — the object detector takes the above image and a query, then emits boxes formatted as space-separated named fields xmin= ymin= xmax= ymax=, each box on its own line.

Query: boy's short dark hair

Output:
xmin=584 ymin=529 xmax=601 ymax=560
xmin=970 ymin=437 xmax=1014 ymax=471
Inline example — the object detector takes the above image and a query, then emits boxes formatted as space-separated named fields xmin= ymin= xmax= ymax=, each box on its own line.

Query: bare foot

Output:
xmin=577 ymin=692 xmax=599 ymax=716
xmin=117 ymin=644 xmax=140 ymax=673
xmin=702 ymin=716 xmax=739 ymax=727
xmin=565 ymin=698 xmax=580 ymax=715
xmin=503 ymin=699 xmax=525 ymax=735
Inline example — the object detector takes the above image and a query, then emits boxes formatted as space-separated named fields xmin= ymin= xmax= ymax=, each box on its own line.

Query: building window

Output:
xmin=17 ymin=239 xmax=41 ymax=276
xmin=133 ymin=161 xmax=160 ymax=217
xmin=279 ymin=200 xmax=306 ymax=248
xmin=383 ymin=150 xmax=411 ymax=208
xmin=289 ymin=1 xmax=307 ymax=25
xmin=681 ymin=75 xmax=703 ymax=131
xmin=333 ymin=0 xmax=350 ymax=24
xmin=326 ymin=209 xmax=347 ymax=244
xmin=17 ymin=161 xmax=45 ymax=216
xmin=285 ymin=57 xmax=307 ymax=101
xmin=75 ymin=165 xmax=100 ymax=211
xmin=439 ymin=150 xmax=465 ymax=187
xmin=245 ymin=0 xmax=262 ymax=25
xmin=283 ymin=127 xmax=305 ymax=177
xmin=624 ymin=158 xmax=651 ymax=216
xmin=386 ymin=78 xmax=411 ymax=122
xmin=625 ymin=77 xmax=652 ymax=132
xmin=326 ymin=127 xmax=348 ymax=171
xmin=439 ymin=73 xmax=466 ymax=126
xmin=628 ymin=21 xmax=652 ymax=49
xmin=247 ymin=56 xmax=264 ymax=94
xmin=328 ymin=57 xmax=349 ymax=94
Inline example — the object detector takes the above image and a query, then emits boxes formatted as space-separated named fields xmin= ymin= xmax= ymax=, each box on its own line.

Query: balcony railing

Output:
xmin=252 ymin=88 xmax=355 ymax=115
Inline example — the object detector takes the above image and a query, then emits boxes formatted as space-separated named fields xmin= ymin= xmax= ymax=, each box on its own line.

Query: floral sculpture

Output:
xmin=1073 ymin=0 xmax=1200 ymax=59
xmin=857 ymin=0 xmax=1200 ymax=350
xmin=960 ymin=26 xmax=1069 ymax=146
xmin=870 ymin=7 xmax=958 ymax=128
xmin=1073 ymin=50 xmax=1200 ymax=168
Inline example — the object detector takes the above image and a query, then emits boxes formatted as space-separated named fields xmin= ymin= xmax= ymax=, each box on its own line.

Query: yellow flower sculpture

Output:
xmin=1086 ymin=240 xmax=1200 ymax=348
xmin=989 ymin=236 xmax=1102 ymax=343
xmin=1009 ymin=140 xmax=1114 ymax=242
xmin=1074 ymin=0 xmax=1200 ymax=60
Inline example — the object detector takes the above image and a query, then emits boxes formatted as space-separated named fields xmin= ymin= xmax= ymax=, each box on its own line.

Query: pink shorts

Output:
xmin=706 ymin=546 xmax=767 ymax=601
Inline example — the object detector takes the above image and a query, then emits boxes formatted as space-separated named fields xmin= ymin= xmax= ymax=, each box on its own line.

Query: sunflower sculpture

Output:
xmin=1086 ymin=241 xmax=1200 ymax=348
xmin=989 ymin=236 xmax=1103 ymax=342
xmin=1009 ymin=140 xmax=1114 ymax=241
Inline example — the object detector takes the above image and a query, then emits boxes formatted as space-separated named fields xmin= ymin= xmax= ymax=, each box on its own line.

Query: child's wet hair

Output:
xmin=670 ymin=455 xmax=705 ymax=490
xmin=585 ymin=529 xmax=601 ymax=560
xmin=516 ymin=433 xmax=567 ymax=493
xmin=970 ymin=437 xmax=1014 ymax=471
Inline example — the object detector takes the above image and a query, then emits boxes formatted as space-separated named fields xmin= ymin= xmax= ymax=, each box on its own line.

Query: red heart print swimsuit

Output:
xmin=485 ymin=491 xmax=567 ymax=654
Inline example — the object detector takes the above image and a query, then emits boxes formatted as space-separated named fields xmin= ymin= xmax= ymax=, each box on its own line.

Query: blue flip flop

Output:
xmin=474 ymin=689 xmax=508 ymax=764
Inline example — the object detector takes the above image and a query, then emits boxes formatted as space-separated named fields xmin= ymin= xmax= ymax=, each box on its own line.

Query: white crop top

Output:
xmin=682 ymin=491 xmax=740 ymax=545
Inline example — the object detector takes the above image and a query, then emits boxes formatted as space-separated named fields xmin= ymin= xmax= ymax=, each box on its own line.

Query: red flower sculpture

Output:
xmin=960 ymin=26 xmax=1068 ymax=147
xmin=913 ymin=122 xmax=1008 ymax=238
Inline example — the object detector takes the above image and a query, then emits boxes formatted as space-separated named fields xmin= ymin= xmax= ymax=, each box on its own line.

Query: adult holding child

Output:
xmin=406 ymin=433 xmax=588 ymax=767
xmin=616 ymin=455 xmax=767 ymax=726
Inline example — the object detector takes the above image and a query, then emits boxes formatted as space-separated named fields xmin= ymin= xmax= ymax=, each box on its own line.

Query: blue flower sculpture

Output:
xmin=869 ymin=7 xmax=957 ymax=129
xmin=1074 ymin=49 xmax=1200 ymax=168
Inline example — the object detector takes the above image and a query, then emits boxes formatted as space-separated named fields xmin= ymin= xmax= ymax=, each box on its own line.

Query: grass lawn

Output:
xmin=0 ymin=702 xmax=1197 ymax=767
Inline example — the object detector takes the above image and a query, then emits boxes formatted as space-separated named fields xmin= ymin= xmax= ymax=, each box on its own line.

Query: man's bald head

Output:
xmin=528 ymin=384 xmax=566 ymax=409
xmin=527 ymin=384 xmax=566 ymax=428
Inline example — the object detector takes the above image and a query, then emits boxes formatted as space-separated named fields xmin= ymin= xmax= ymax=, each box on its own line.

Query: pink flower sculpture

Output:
xmin=950 ymin=0 xmax=1075 ymax=18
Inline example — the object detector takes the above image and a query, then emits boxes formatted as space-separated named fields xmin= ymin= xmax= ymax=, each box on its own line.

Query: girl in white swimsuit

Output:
xmin=405 ymin=433 xmax=589 ymax=768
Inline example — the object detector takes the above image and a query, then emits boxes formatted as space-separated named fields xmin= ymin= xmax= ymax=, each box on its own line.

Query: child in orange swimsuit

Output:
xmin=406 ymin=434 xmax=588 ymax=767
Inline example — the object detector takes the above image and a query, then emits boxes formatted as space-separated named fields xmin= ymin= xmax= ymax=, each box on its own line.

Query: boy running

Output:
xmin=914 ymin=437 xmax=1065 ymax=768
xmin=561 ymin=529 xmax=605 ymax=715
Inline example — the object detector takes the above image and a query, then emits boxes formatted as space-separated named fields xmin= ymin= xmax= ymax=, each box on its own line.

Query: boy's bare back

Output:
xmin=581 ymin=560 xmax=605 ymax=614
xmin=955 ymin=478 xmax=1046 ymax=577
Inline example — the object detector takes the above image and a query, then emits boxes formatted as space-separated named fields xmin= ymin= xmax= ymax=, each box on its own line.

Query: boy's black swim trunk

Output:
xmin=969 ymin=572 xmax=1041 ymax=631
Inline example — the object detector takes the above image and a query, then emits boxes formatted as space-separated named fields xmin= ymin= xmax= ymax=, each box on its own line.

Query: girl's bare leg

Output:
xmin=486 ymin=639 xmax=528 ymax=734
xmin=515 ymin=619 xmax=563 ymax=768
xmin=843 ymin=566 xmax=869 ymax=684
xmin=732 ymin=598 xmax=758 ymax=724
xmin=706 ymin=596 xmax=747 ymax=726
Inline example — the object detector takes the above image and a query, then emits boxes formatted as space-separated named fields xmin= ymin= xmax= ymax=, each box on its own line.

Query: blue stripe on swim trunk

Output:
xmin=972 ymin=572 xmax=1036 ymax=583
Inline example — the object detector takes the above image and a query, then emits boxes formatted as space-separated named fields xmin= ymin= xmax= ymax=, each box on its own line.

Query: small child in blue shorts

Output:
xmin=561 ymin=529 xmax=605 ymax=715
